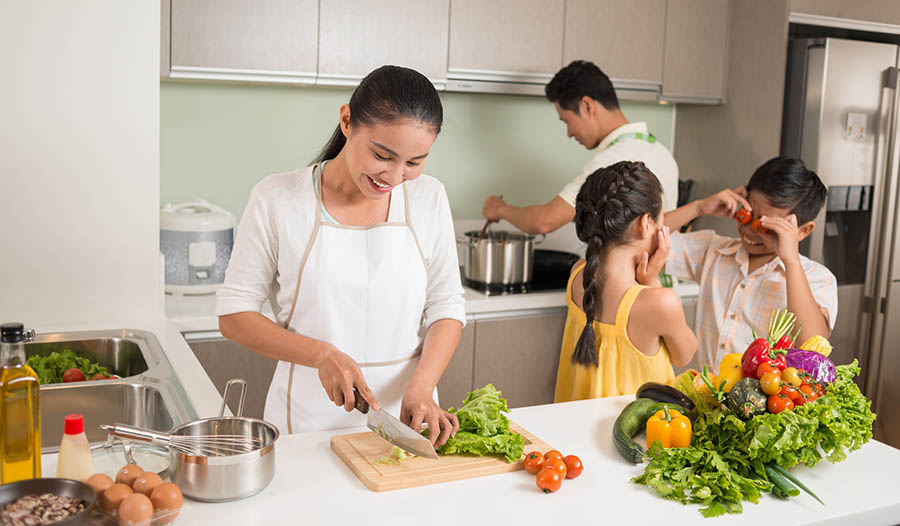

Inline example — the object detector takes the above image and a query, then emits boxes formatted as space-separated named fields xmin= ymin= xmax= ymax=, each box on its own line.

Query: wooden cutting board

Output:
xmin=331 ymin=421 xmax=552 ymax=491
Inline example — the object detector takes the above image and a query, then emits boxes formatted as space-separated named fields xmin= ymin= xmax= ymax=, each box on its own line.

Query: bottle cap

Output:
xmin=64 ymin=414 xmax=84 ymax=435
xmin=0 ymin=323 xmax=24 ymax=343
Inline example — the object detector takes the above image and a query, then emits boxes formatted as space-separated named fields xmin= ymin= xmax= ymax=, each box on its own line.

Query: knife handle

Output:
xmin=353 ymin=387 xmax=370 ymax=414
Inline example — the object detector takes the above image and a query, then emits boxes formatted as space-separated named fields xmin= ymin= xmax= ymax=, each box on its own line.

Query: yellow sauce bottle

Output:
xmin=1 ymin=322 xmax=41 ymax=483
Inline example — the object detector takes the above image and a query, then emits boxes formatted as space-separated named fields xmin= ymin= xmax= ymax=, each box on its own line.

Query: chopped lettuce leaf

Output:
xmin=376 ymin=445 xmax=413 ymax=465
xmin=434 ymin=431 xmax=525 ymax=463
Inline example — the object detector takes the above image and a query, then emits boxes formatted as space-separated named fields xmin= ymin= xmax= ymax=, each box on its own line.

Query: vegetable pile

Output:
xmin=428 ymin=384 xmax=525 ymax=463
xmin=616 ymin=309 xmax=877 ymax=517
xmin=26 ymin=349 xmax=113 ymax=384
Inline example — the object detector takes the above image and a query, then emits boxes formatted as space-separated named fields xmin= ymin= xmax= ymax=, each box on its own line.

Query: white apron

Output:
xmin=264 ymin=164 xmax=430 ymax=434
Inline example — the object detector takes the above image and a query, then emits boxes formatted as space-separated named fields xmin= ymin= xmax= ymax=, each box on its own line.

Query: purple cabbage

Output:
xmin=785 ymin=349 xmax=836 ymax=383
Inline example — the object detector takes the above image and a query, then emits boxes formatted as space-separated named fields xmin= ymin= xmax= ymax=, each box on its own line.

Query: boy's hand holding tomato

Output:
xmin=697 ymin=186 xmax=752 ymax=218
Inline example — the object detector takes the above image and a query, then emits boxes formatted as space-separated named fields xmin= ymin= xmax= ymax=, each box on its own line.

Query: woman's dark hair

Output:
xmin=312 ymin=65 xmax=443 ymax=163
xmin=545 ymin=60 xmax=620 ymax=113
xmin=572 ymin=161 xmax=662 ymax=366
xmin=746 ymin=156 xmax=827 ymax=224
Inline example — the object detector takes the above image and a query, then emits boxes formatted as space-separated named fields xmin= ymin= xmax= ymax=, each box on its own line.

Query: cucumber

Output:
xmin=613 ymin=398 xmax=686 ymax=463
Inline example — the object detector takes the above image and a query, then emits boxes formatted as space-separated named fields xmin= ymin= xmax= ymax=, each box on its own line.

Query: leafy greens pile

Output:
xmin=26 ymin=349 xmax=108 ymax=384
xmin=429 ymin=384 xmax=525 ymax=463
xmin=633 ymin=360 xmax=876 ymax=517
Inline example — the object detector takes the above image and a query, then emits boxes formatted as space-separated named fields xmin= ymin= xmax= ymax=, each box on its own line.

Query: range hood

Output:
xmin=444 ymin=68 xmax=661 ymax=102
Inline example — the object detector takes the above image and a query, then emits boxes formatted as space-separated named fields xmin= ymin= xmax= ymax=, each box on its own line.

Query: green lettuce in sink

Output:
xmin=26 ymin=349 xmax=108 ymax=384
xmin=425 ymin=384 xmax=525 ymax=462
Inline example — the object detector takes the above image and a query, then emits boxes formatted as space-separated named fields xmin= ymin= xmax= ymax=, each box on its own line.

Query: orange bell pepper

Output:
xmin=645 ymin=406 xmax=692 ymax=449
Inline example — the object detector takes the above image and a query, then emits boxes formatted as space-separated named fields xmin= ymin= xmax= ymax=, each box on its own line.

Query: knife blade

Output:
xmin=353 ymin=388 xmax=439 ymax=459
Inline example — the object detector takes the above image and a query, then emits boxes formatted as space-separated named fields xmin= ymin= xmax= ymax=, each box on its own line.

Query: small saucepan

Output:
xmin=103 ymin=379 xmax=279 ymax=502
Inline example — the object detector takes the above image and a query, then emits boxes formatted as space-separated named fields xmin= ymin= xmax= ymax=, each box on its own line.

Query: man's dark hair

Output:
xmin=545 ymin=60 xmax=619 ymax=113
xmin=746 ymin=156 xmax=827 ymax=224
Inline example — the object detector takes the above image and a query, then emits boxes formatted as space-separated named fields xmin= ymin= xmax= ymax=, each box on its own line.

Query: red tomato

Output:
xmin=751 ymin=217 xmax=768 ymax=234
xmin=799 ymin=384 xmax=818 ymax=402
xmin=756 ymin=362 xmax=781 ymax=380
xmin=768 ymin=394 xmax=794 ymax=414
xmin=814 ymin=383 xmax=826 ymax=397
xmin=90 ymin=373 xmax=109 ymax=381
xmin=563 ymin=455 xmax=583 ymax=479
xmin=734 ymin=208 xmax=752 ymax=224
xmin=543 ymin=458 xmax=567 ymax=479
xmin=62 ymin=368 xmax=86 ymax=382
xmin=536 ymin=469 xmax=563 ymax=493
xmin=544 ymin=450 xmax=564 ymax=462
xmin=523 ymin=451 xmax=544 ymax=475
xmin=780 ymin=385 xmax=802 ymax=405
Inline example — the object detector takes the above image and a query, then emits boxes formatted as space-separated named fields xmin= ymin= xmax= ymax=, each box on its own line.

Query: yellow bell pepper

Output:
xmin=645 ymin=406 xmax=692 ymax=449
xmin=800 ymin=335 xmax=832 ymax=357
xmin=717 ymin=352 xmax=744 ymax=392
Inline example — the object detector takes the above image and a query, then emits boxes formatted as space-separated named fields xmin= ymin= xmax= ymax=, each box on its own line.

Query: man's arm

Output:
xmin=482 ymin=195 xmax=575 ymax=235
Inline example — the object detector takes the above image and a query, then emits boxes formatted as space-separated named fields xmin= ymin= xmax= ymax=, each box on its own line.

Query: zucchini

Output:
xmin=613 ymin=398 xmax=686 ymax=463
xmin=635 ymin=382 xmax=696 ymax=415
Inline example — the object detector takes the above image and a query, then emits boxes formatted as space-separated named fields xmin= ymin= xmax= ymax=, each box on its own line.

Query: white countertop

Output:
xmin=42 ymin=395 xmax=900 ymax=525
xmin=167 ymin=280 xmax=699 ymax=333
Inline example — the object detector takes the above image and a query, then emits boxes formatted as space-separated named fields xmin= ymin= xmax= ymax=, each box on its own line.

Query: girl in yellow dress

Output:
xmin=555 ymin=161 xmax=697 ymax=401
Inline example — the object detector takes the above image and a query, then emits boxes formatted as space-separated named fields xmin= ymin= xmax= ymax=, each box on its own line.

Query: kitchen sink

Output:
xmin=25 ymin=329 xmax=197 ymax=452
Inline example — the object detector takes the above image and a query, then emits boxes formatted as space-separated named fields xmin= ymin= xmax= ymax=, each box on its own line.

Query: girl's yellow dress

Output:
xmin=554 ymin=262 xmax=676 ymax=402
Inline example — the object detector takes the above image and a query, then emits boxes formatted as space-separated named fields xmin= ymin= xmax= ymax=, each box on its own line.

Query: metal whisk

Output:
xmin=101 ymin=423 xmax=268 ymax=457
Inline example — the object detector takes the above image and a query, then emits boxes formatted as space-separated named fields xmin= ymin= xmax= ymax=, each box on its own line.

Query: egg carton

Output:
xmin=90 ymin=499 xmax=185 ymax=525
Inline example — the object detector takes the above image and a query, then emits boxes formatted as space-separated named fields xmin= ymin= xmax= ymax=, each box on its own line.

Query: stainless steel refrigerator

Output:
xmin=782 ymin=37 xmax=900 ymax=448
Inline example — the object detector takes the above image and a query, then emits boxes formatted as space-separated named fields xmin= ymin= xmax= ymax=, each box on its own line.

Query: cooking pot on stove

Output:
xmin=458 ymin=230 xmax=544 ymax=286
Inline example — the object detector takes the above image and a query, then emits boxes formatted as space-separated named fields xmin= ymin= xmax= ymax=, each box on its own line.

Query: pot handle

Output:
xmin=457 ymin=235 xmax=476 ymax=247
xmin=220 ymin=378 xmax=248 ymax=418
xmin=534 ymin=234 xmax=546 ymax=245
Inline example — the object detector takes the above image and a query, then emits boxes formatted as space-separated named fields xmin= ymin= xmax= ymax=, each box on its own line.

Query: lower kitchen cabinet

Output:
xmin=472 ymin=310 xmax=567 ymax=409
xmin=187 ymin=337 xmax=278 ymax=420
xmin=436 ymin=320 xmax=475 ymax=410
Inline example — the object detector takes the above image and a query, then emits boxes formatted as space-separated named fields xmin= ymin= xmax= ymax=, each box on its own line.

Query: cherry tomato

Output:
xmin=524 ymin=451 xmax=544 ymax=475
xmin=751 ymin=217 xmax=768 ymax=234
xmin=799 ymin=384 xmax=818 ymax=402
xmin=768 ymin=394 xmax=794 ymax=414
xmin=536 ymin=468 xmax=563 ymax=493
xmin=756 ymin=362 xmax=781 ymax=380
xmin=563 ymin=455 xmax=583 ymax=479
xmin=62 ymin=368 xmax=86 ymax=382
xmin=780 ymin=384 xmax=802 ymax=404
xmin=544 ymin=450 xmax=564 ymax=462
xmin=782 ymin=367 xmax=802 ymax=388
xmin=814 ymin=383 xmax=826 ymax=397
xmin=543 ymin=458 xmax=567 ymax=478
xmin=734 ymin=208 xmax=752 ymax=224
xmin=760 ymin=372 xmax=782 ymax=395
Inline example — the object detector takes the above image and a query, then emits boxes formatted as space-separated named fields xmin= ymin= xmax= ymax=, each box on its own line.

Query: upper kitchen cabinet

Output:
xmin=318 ymin=0 xmax=450 ymax=86
xmin=563 ymin=0 xmax=666 ymax=100
xmin=169 ymin=0 xmax=318 ymax=84
xmin=661 ymin=0 xmax=731 ymax=103
xmin=448 ymin=0 xmax=565 ymax=86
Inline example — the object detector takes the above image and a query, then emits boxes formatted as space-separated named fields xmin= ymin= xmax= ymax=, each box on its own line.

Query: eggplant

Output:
xmin=635 ymin=382 xmax=696 ymax=415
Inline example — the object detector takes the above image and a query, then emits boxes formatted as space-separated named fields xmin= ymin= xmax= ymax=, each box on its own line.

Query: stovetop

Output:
xmin=463 ymin=278 xmax=565 ymax=296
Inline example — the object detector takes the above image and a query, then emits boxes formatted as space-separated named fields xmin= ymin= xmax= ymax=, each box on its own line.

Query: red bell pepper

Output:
xmin=741 ymin=309 xmax=796 ymax=377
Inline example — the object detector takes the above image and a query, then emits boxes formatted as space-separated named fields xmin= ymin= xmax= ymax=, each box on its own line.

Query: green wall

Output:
xmin=160 ymin=81 xmax=675 ymax=220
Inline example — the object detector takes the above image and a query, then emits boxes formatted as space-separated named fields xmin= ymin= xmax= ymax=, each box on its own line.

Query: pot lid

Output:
xmin=161 ymin=200 xmax=235 ymax=232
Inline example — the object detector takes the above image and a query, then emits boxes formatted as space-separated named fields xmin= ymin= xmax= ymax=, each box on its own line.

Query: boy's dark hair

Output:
xmin=545 ymin=60 xmax=620 ymax=114
xmin=746 ymin=156 xmax=827 ymax=224
xmin=313 ymin=65 xmax=443 ymax=163
xmin=572 ymin=161 xmax=662 ymax=367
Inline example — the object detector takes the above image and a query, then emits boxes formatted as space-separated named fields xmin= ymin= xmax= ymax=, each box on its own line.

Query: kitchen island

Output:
xmin=41 ymin=394 xmax=899 ymax=525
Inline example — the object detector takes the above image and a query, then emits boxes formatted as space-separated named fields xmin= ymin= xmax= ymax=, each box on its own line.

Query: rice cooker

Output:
xmin=160 ymin=201 xmax=235 ymax=295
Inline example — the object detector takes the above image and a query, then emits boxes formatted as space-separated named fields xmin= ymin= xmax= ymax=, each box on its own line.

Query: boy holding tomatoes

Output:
xmin=662 ymin=156 xmax=836 ymax=371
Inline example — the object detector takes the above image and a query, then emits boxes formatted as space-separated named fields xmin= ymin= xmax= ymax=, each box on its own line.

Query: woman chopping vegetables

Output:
xmin=217 ymin=66 xmax=465 ymax=447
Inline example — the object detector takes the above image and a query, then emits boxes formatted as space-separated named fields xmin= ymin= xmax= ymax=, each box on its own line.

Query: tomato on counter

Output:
xmin=524 ymin=451 xmax=544 ymax=475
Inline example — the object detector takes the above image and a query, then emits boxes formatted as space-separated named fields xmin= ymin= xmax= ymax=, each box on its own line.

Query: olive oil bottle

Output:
xmin=0 ymin=322 xmax=41 ymax=483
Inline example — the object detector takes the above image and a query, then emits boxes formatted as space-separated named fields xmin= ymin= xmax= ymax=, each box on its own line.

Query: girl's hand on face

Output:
xmin=316 ymin=345 xmax=380 ymax=412
xmin=401 ymin=386 xmax=459 ymax=447
xmin=637 ymin=226 xmax=671 ymax=287
xmin=698 ymin=186 xmax=751 ymax=218
xmin=759 ymin=214 xmax=801 ymax=265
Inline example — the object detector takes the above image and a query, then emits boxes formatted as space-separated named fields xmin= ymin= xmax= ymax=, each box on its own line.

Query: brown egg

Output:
xmin=101 ymin=483 xmax=133 ymax=513
xmin=86 ymin=473 xmax=114 ymax=495
xmin=149 ymin=482 xmax=183 ymax=524
xmin=117 ymin=493 xmax=153 ymax=526
xmin=131 ymin=472 xmax=163 ymax=496
xmin=115 ymin=464 xmax=144 ymax=486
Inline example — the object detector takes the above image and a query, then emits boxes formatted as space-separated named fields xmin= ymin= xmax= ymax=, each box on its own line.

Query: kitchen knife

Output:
xmin=353 ymin=388 xmax=439 ymax=459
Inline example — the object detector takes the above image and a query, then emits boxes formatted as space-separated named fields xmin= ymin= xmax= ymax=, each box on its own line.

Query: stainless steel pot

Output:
xmin=458 ymin=230 xmax=544 ymax=285
xmin=103 ymin=379 xmax=279 ymax=502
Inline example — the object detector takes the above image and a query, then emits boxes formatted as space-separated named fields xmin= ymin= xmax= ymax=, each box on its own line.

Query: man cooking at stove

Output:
xmin=481 ymin=60 xmax=679 ymax=234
